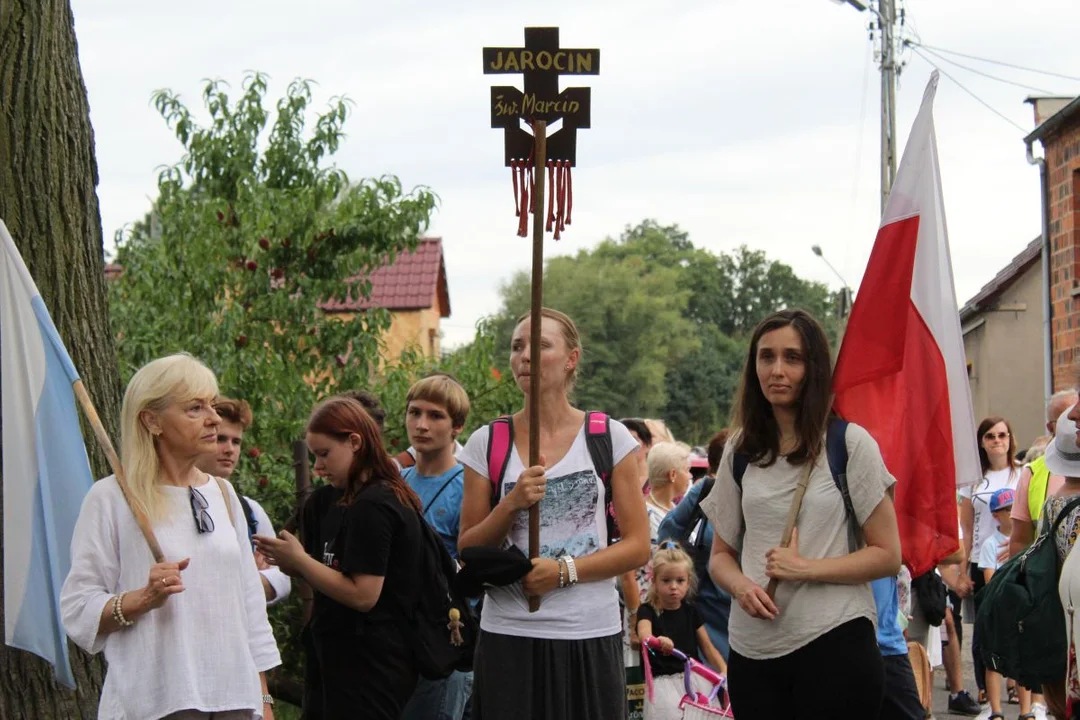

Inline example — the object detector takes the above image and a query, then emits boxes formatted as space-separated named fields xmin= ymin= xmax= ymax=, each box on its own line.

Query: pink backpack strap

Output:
xmin=486 ymin=416 xmax=514 ymax=505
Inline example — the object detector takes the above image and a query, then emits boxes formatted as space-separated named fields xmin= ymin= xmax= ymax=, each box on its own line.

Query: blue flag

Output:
xmin=1 ymin=219 xmax=94 ymax=689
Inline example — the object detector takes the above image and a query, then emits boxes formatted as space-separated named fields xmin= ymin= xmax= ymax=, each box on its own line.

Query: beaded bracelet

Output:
xmin=565 ymin=555 xmax=579 ymax=586
xmin=557 ymin=557 xmax=568 ymax=589
xmin=112 ymin=592 xmax=134 ymax=628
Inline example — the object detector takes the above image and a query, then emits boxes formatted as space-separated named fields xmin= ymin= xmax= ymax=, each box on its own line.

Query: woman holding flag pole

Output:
xmin=702 ymin=309 xmax=901 ymax=718
xmin=60 ymin=354 xmax=281 ymax=720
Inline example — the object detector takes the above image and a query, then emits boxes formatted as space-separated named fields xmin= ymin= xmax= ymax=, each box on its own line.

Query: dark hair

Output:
xmin=706 ymin=429 xmax=730 ymax=475
xmin=620 ymin=418 xmax=653 ymax=448
xmin=976 ymin=416 xmax=1017 ymax=477
xmin=733 ymin=309 xmax=833 ymax=467
xmin=341 ymin=390 xmax=386 ymax=432
xmin=214 ymin=396 xmax=253 ymax=429
xmin=307 ymin=396 xmax=420 ymax=511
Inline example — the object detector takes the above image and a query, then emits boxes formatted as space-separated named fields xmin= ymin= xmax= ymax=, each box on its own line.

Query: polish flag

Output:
xmin=832 ymin=72 xmax=980 ymax=577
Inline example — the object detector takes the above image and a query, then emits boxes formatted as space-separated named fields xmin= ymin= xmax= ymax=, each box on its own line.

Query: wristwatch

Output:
xmin=262 ymin=694 xmax=274 ymax=706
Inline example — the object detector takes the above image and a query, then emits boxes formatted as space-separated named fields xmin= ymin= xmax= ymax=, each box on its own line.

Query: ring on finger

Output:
xmin=161 ymin=577 xmax=168 ymax=587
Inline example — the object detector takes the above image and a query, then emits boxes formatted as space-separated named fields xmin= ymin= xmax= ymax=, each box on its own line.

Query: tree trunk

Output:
xmin=0 ymin=0 xmax=122 ymax=716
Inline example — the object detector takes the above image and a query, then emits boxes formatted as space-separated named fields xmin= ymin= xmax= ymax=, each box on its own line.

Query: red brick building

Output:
xmin=1026 ymin=97 xmax=1080 ymax=390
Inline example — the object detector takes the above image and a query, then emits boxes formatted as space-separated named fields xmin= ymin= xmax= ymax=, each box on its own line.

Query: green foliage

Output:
xmin=488 ymin=220 xmax=840 ymax=444
xmin=108 ymin=72 xmax=449 ymax=680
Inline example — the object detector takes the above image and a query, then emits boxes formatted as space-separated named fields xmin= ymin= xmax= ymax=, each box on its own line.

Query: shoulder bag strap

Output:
xmin=214 ymin=476 xmax=237 ymax=530
xmin=764 ymin=460 xmax=816 ymax=600
xmin=422 ymin=469 xmax=465 ymax=516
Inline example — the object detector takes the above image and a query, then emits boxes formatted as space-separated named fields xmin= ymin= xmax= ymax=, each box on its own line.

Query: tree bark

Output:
xmin=0 ymin=0 xmax=122 ymax=716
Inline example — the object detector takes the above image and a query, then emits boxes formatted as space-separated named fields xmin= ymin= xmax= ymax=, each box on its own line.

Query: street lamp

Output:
xmin=811 ymin=245 xmax=853 ymax=318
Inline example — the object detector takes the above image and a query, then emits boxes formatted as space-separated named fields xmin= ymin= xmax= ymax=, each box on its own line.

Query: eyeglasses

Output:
xmin=983 ymin=432 xmax=1010 ymax=442
xmin=189 ymin=486 xmax=214 ymax=534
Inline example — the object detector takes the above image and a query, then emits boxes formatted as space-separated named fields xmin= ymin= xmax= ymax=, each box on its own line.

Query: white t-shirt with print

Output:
xmin=959 ymin=467 xmax=1019 ymax=559
xmin=458 ymin=417 xmax=638 ymax=640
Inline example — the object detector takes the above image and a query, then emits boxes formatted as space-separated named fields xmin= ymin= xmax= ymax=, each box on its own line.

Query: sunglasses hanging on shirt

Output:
xmin=189 ymin=486 xmax=215 ymax=534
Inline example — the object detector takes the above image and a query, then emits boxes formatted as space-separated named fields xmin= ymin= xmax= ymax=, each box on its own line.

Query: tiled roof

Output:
xmin=321 ymin=237 xmax=449 ymax=316
xmin=959 ymin=237 xmax=1042 ymax=322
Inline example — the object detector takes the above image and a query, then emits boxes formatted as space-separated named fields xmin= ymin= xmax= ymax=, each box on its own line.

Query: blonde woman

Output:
xmin=60 ymin=354 xmax=280 ymax=720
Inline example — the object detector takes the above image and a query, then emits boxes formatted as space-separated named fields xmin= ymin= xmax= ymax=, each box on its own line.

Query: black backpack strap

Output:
xmin=733 ymin=454 xmax=749 ymax=488
xmin=422 ymin=469 xmax=465 ymax=516
xmin=583 ymin=412 xmax=617 ymax=544
xmin=239 ymin=495 xmax=258 ymax=543
xmin=1049 ymin=496 xmax=1080 ymax=538
xmin=824 ymin=417 xmax=858 ymax=552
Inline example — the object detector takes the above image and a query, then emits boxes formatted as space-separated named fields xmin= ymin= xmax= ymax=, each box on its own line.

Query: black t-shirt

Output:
xmin=301 ymin=481 xmax=423 ymax=637
xmin=637 ymin=602 xmax=703 ymax=676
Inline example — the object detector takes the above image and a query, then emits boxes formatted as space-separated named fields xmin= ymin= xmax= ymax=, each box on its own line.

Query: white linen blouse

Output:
xmin=60 ymin=475 xmax=281 ymax=720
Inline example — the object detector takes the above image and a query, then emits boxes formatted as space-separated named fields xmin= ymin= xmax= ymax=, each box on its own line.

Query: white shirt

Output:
xmin=978 ymin=529 xmax=1009 ymax=572
xmin=60 ymin=476 xmax=281 ymax=720
xmin=960 ymin=467 xmax=1019 ymax=559
xmin=245 ymin=497 xmax=291 ymax=606
xmin=458 ymin=418 xmax=638 ymax=640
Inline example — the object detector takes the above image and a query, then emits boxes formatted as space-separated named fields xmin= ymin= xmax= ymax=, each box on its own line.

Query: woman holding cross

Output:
xmin=701 ymin=309 xmax=901 ymax=718
xmin=458 ymin=307 xmax=650 ymax=720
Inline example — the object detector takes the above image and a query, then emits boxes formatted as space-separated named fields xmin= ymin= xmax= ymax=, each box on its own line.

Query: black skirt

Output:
xmin=471 ymin=630 xmax=625 ymax=720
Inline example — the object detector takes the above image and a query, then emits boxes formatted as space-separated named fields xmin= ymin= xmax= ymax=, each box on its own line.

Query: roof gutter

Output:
xmin=1026 ymin=137 xmax=1054 ymax=399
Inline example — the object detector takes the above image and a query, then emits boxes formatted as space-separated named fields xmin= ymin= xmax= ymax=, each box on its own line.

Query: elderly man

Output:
xmin=1010 ymin=389 xmax=1080 ymax=557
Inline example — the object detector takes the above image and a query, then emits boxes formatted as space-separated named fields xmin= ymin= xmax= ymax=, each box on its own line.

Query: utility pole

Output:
xmin=834 ymin=0 xmax=904 ymax=213
xmin=878 ymin=0 xmax=899 ymax=213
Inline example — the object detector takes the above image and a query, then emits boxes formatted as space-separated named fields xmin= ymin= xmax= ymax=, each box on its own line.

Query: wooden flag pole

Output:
xmin=72 ymin=380 xmax=165 ymax=563
xmin=527 ymin=120 xmax=548 ymax=613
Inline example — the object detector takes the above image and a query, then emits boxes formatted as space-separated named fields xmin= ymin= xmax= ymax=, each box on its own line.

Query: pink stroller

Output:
xmin=642 ymin=637 xmax=734 ymax=719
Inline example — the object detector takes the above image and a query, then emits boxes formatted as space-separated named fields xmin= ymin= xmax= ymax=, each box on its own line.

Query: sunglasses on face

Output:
xmin=189 ymin=486 xmax=215 ymax=534
xmin=983 ymin=432 xmax=1010 ymax=442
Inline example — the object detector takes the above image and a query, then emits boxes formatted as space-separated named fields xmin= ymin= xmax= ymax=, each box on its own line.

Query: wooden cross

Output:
xmin=483 ymin=27 xmax=599 ymax=612
xmin=485 ymin=27 xmax=598 ymax=166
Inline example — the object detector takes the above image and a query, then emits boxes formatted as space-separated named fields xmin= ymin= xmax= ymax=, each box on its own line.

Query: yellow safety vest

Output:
xmin=1028 ymin=455 xmax=1051 ymax=521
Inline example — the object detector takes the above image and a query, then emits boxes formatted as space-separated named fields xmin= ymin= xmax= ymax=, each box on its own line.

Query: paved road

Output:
xmin=930 ymin=624 xmax=1052 ymax=719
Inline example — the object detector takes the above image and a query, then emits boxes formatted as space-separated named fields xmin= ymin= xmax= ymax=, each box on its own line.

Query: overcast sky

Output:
xmin=71 ymin=0 xmax=1080 ymax=348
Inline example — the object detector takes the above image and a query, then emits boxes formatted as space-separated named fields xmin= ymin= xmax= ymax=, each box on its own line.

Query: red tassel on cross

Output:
xmin=511 ymin=160 xmax=520 ymax=217
xmin=545 ymin=161 xmax=556 ymax=233
xmin=565 ymin=163 xmax=573 ymax=226
xmin=517 ymin=161 xmax=530 ymax=238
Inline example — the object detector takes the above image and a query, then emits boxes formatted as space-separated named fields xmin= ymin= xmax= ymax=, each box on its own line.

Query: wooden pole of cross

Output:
xmin=527 ymin=120 xmax=547 ymax=611
xmin=484 ymin=27 xmax=598 ymax=612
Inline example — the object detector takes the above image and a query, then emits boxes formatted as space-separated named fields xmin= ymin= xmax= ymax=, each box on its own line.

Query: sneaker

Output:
xmin=1031 ymin=701 xmax=1049 ymax=720
xmin=948 ymin=691 xmax=983 ymax=716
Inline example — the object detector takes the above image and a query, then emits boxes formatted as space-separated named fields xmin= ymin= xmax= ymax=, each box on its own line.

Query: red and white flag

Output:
xmin=833 ymin=72 xmax=980 ymax=577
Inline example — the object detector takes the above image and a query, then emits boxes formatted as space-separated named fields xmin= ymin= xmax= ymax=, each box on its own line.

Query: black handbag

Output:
xmin=911 ymin=570 xmax=948 ymax=627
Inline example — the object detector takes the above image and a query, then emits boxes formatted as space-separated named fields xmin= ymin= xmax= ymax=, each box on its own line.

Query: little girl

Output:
xmin=637 ymin=542 xmax=728 ymax=720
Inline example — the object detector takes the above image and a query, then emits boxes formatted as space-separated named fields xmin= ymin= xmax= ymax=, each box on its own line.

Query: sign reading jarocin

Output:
xmin=483 ymin=48 xmax=600 ymax=75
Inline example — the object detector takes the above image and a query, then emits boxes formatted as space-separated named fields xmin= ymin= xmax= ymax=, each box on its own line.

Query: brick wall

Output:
xmin=1046 ymin=120 xmax=1080 ymax=389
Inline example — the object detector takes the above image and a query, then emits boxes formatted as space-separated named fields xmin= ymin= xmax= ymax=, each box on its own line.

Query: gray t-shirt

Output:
xmin=700 ymin=423 xmax=895 ymax=660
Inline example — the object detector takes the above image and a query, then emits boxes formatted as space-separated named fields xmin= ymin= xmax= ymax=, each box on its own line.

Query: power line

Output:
xmin=908 ymin=46 xmax=1028 ymax=133
xmin=912 ymin=43 xmax=1055 ymax=95
xmin=909 ymin=41 xmax=1080 ymax=84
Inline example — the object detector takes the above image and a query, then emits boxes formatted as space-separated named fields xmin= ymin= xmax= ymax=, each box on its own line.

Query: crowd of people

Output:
xmin=55 ymin=305 xmax=1080 ymax=720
